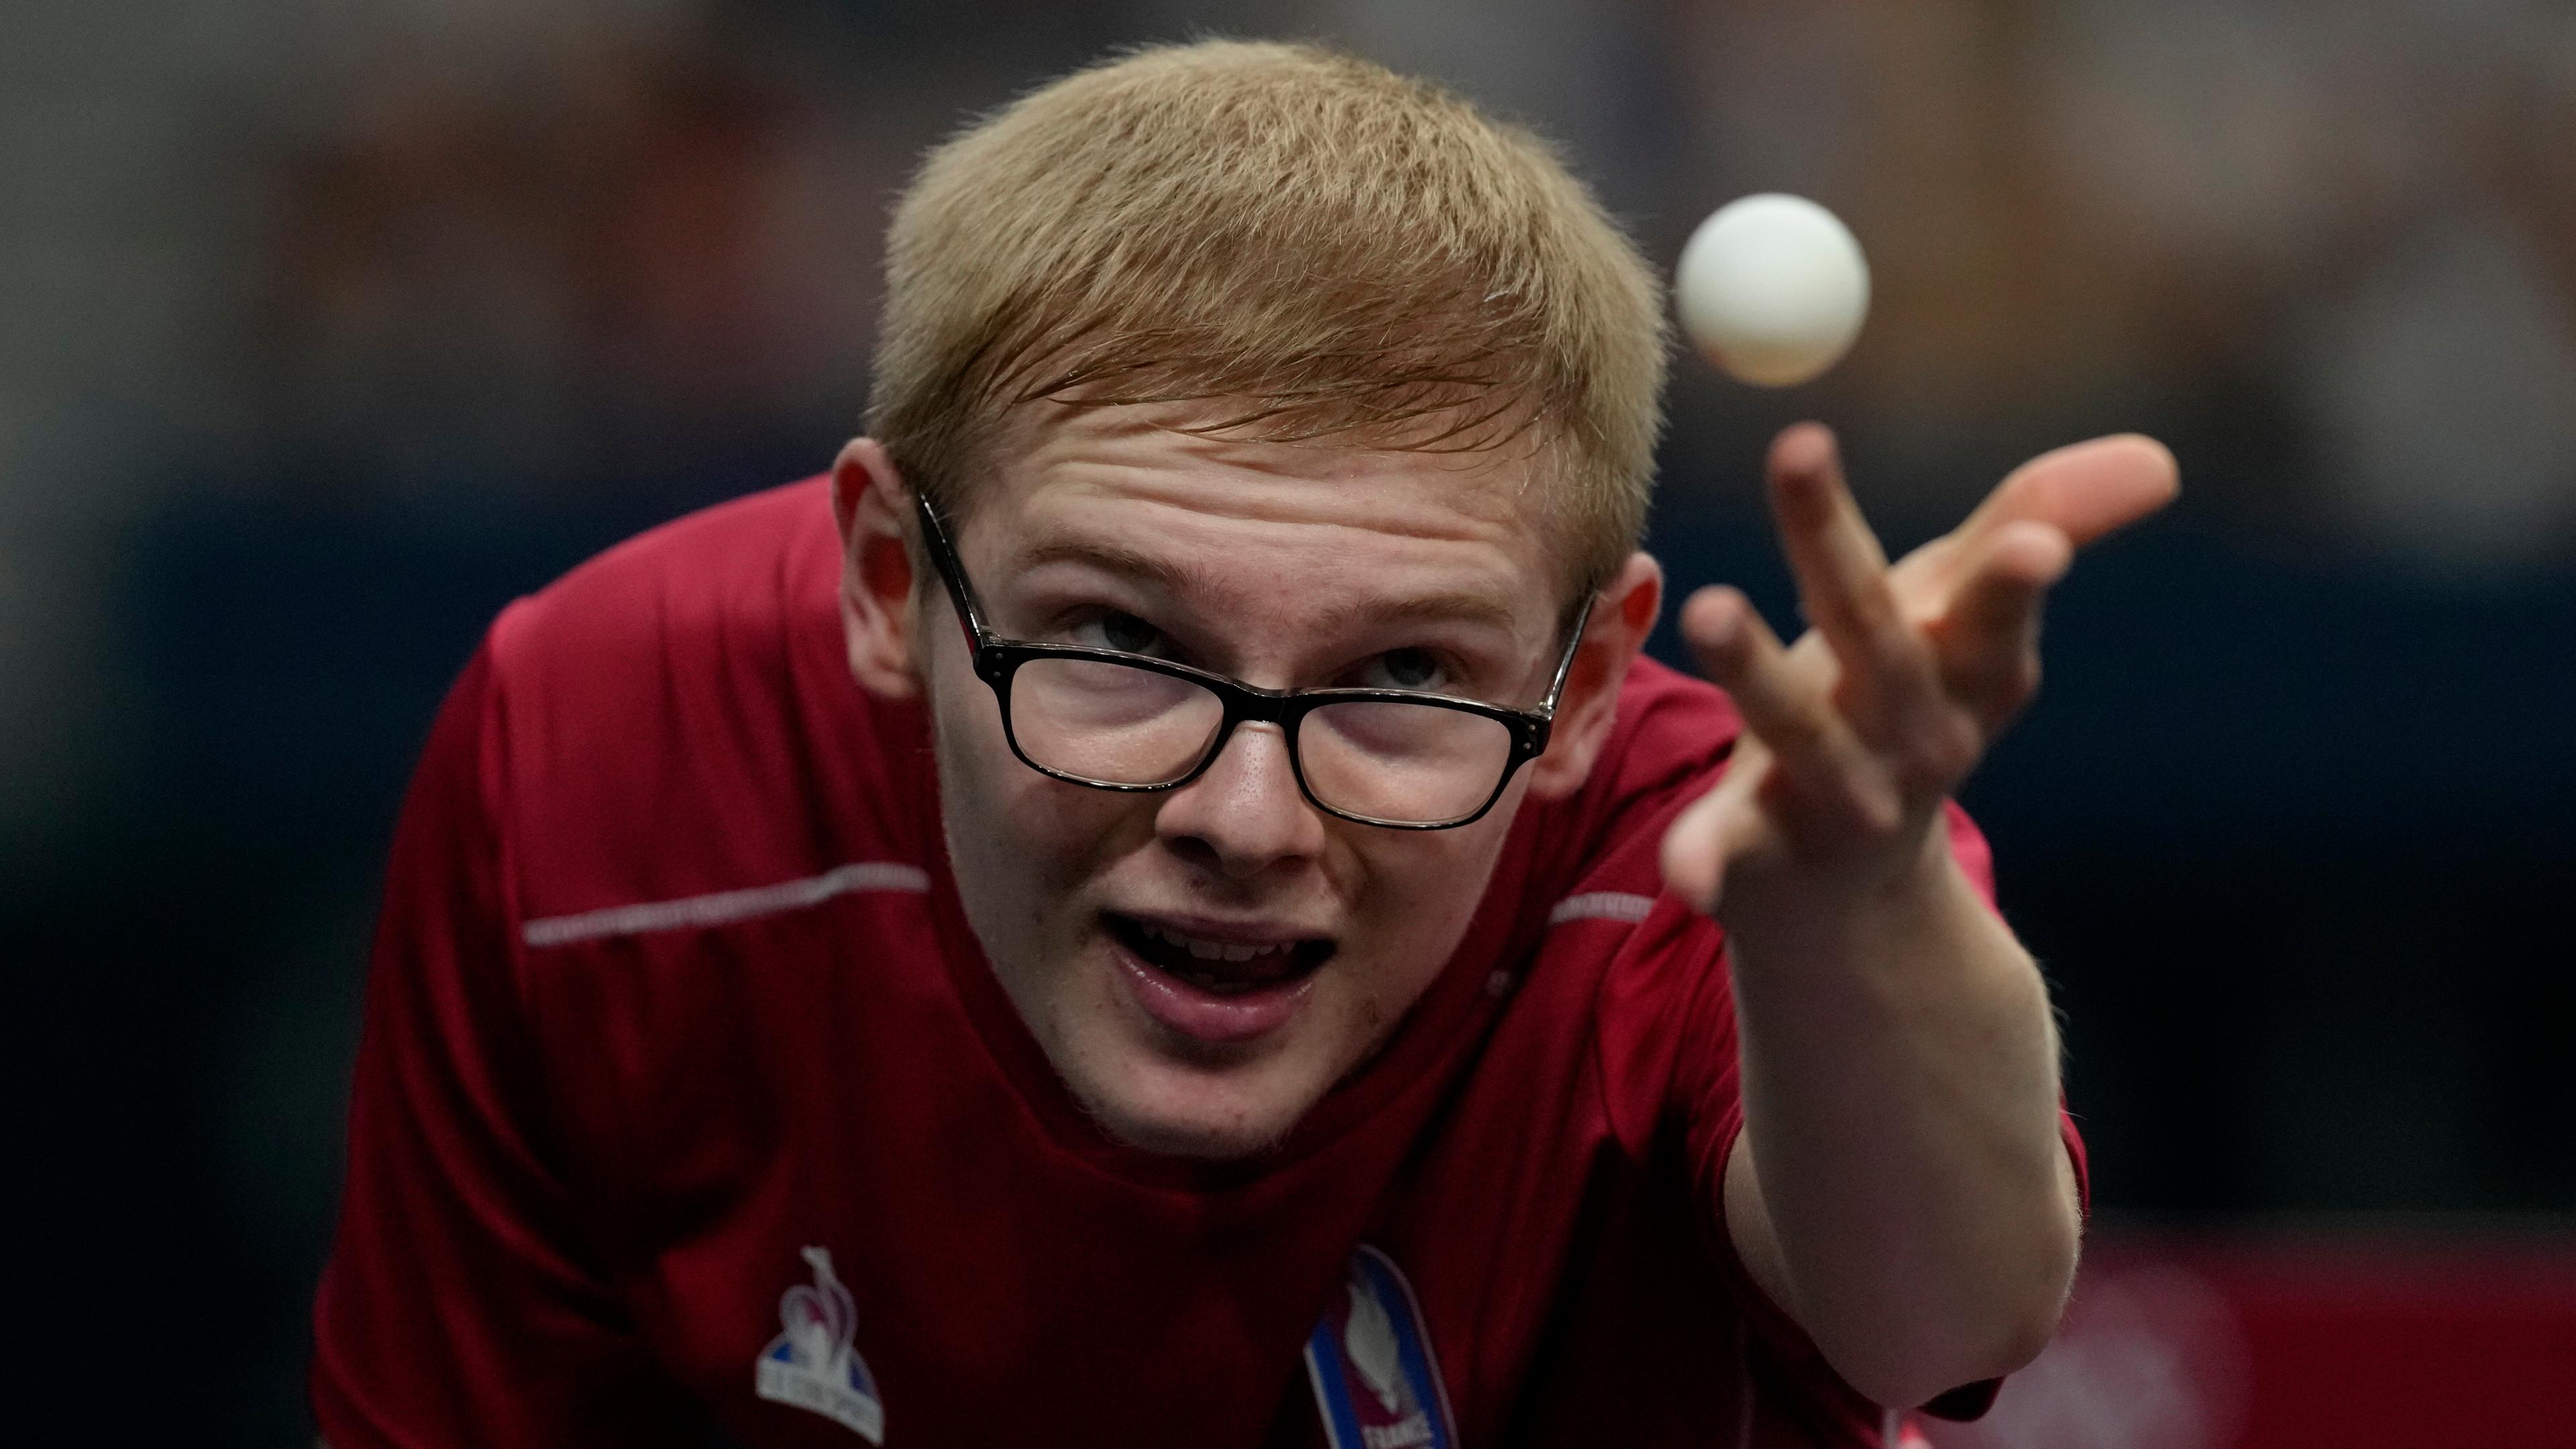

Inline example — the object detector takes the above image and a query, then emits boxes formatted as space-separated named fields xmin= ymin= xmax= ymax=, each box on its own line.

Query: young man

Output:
xmin=313 ymin=41 xmax=2175 ymax=1448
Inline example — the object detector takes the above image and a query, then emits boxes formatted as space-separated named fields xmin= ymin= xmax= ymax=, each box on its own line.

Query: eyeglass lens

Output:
xmin=1004 ymin=657 xmax=1514 ymax=824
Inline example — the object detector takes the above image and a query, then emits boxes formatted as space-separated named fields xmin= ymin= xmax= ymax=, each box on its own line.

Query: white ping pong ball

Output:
xmin=1674 ymin=193 xmax=1871 ymax=388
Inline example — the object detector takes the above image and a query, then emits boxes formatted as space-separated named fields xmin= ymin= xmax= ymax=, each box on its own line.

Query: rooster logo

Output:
xmin=755 ymin=1246 xmax=885 ymax=1442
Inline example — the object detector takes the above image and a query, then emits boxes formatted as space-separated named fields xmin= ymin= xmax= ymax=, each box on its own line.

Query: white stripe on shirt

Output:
xmin=523 ymin=870 xmax=1652 ymax=948
xmin=1546 ymin=891 xmax=1658 ymax=926
xmin=521 ymin=861 xmax=931 ymax=947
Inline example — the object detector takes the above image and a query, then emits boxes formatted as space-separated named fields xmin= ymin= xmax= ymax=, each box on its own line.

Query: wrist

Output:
xmin=1717 ymin=812 xmax=2010 ymax=1008
xmin=1719 ymin=804 xmax=1960 ymax=940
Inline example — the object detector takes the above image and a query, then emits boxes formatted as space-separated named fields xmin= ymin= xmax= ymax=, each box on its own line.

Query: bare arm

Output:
xmin=1661 ymin=424 xmax=2176 ymax=1408
xmin=1717 ymin=830 xmax=2081 ymax=1408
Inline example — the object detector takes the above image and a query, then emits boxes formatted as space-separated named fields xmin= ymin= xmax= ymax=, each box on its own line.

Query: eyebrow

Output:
xmin=1008 ymin=538 xmax=1527 ymax=637
xmin=1012 ymin=538 xmax=1199 ymax=596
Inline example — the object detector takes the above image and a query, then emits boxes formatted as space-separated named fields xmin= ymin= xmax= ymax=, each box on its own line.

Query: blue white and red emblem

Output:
xmin=1304 ymin=1246 xmax=1459 ymax=1449
xmin=754 ymin=1246 xmax=885 ymax=1443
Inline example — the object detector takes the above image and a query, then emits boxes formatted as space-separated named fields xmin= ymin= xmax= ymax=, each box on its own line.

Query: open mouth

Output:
xmin=1103 ymin=912 xmax=1336 ymax=997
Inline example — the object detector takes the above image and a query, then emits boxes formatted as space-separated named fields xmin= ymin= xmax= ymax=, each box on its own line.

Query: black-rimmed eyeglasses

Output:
xmin=913 ymin=492 xmax=1593 ymax=830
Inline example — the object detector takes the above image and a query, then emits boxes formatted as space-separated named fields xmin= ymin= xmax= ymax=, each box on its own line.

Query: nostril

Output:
xmin=1161 ymin=833 xmax=1228 ymax=875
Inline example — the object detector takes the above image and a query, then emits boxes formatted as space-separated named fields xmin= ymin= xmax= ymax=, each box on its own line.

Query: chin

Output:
xmin=1094 ymin=1106 xmax=1295 ymax=1161
xmin=1075 ymin=1061 xmax=1319 ymax=1161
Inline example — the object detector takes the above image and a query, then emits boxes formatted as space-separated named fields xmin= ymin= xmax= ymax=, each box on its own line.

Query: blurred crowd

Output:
xmin=3 ymin=1 xmax=2571 ymax=1440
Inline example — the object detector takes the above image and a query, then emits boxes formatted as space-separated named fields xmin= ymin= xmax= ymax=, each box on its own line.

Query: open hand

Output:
xmin=1660 ymin=423 xmax=2178 ymax=920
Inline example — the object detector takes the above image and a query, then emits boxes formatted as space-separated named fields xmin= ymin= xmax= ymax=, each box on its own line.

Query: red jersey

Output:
xmin=313 ymin=477 xmax=2073 ymax=1448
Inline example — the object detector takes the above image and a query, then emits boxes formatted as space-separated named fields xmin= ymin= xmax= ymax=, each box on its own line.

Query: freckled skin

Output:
xmin=920 ymin=409 xmax=1572 ymax=1159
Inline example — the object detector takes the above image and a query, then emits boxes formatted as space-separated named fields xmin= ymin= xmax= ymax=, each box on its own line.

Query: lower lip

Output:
xmin=1110 ymin=938 xmax=1317 ymax=1044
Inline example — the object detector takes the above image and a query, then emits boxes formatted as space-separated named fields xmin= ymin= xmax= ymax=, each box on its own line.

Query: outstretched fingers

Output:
xmin=1897 ymin=433 xmax=2178 ymax=607
xmin=1677 ymin=581 xmax=1907 ymax=859
xmin=1765 ymin=425 xmax=1945 ymax=743
xmin=1977 ymin=433 xmax=2179 ymax=551
xmin=1671 ymin=429 xmax=2176 ymax=912
xmin=1681 ymin=584 xmax=1836 ymax=778
xmin=1927 ymin=520 xmax=2070 ymax=729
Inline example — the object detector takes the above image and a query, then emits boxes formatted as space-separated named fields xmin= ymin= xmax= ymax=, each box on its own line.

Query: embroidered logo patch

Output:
xmin=1304 ymin=1246 xmax=1458 ymax=1449
xmin=754 ymin=1246 xmax=885 ymax=1443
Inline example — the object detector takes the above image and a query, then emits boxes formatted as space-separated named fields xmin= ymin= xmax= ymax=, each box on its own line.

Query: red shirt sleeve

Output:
xmin=311 ymin=637 xmax=703 ymax=1448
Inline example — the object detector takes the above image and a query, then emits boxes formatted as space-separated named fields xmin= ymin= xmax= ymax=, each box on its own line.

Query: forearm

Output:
xmin=1665 ymin=422 xmax=2171 ymax=1405
xmin=1722 ymin=820 xmax=2079 ymax=1409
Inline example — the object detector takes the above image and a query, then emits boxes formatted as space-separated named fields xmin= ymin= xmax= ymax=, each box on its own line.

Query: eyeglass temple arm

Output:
xmin=1536 ymin=592 xmax=1599 ymax=716
xmin=912 ymin=491 xmax=991 ymax=652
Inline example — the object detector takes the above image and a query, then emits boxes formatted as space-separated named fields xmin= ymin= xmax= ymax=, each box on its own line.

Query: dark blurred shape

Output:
xmin=252 ymin=28 xmax=885 ymax=503
xmin=1926 ymin=1229 xmax=2576 ymax=1448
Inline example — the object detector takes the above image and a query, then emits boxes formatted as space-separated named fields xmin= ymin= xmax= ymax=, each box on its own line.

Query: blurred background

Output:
xmin=3 ymin=0 xmax=2571 ymax=1442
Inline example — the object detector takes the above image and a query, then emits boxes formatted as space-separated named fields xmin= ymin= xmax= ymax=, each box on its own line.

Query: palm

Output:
xmin=1660 ymin=424 xmax=2179 ymax=920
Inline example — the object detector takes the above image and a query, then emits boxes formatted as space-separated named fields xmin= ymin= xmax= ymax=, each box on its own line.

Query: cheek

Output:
xmin=931 ymin=688 xmax=1149 ymax=922
xmin=1343 ymin=824 xmax=1514 ymax=998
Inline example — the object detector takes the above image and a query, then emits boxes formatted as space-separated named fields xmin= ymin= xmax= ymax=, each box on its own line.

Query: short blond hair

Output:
xmin=867 ymin=40 xmax=1668 ymax=594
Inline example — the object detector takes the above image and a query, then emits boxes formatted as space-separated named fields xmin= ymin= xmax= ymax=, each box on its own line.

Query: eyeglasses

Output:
xmin=913 ymin=492 xmax=1594 ymax=830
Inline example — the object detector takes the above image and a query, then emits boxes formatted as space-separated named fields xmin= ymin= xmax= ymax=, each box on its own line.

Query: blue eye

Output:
xmin=1366 ymin=648 xmax=1446 ymax=691
xmin=1089 ymin=611 xmax=1163 ymax=654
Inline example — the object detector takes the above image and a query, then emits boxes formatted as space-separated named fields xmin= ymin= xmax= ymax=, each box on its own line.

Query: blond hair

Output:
xmin=867 ymin=40 xmax=1668 ymax=594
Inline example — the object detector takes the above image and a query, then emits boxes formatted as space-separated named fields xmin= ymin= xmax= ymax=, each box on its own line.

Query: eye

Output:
xmin=1077 ymin=610 xmax=1167 ymax=655
xmin=1360 ymin=647 xmax=1450 ymax=692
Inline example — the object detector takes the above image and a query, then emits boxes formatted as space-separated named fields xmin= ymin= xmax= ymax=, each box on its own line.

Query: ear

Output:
xmin=1524 ymin=551 xmax=1662 ymax=800
xmin=830 ymin=437 xmax=922 ymax=699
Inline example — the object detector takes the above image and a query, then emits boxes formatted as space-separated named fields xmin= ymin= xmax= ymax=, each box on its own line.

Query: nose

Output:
xmin=1152 ymin=721 xmax=1328 ymax=879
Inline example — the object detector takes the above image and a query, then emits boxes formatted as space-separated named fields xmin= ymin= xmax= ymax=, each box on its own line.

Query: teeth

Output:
xmin=1136 ymin=921 xmax=1293 ymax=963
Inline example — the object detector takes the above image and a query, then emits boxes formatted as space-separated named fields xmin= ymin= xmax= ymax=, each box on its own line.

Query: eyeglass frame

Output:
xmin=910 ymin=490 xmax=1597 ymax=830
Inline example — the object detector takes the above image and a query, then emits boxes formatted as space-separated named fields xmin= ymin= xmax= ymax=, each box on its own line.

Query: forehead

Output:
xmin=965 ymin=405 xmax=1566 ymax=610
